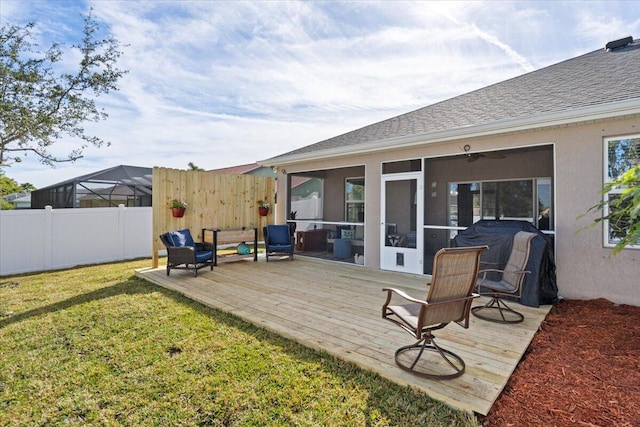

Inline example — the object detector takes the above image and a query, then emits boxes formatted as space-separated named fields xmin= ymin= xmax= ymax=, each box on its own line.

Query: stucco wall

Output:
xmin=275 ymin=115 xmax=640 ymax=306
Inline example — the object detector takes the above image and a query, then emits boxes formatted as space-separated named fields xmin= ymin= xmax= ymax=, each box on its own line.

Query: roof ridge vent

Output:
xmin=605 ymin=36 xmax=633 ymax=51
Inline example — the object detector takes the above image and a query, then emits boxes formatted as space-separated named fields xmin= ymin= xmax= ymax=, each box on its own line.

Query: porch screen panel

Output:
xmin=497 ymin=180 xmax=534 ymax=221
xmin=537 ymin=178 xmax=552 ymax=230
xmin=450 ymin=179 xmax=541 ymax=226
xmin=385 ymin=179 xmax=416 ymax=247
xmin=449 ymin=183 xmax=479 ymax=227
xmin=481 ymin=182 xmax=497 ymax=219
xmin=290 ymin=177 xmax=324 ymax=230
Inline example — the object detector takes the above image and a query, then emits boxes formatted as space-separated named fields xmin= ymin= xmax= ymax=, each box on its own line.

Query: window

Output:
xmin=449 ymin=178 xmax=552 ymax=230
xmin=345 ymin=177 xmax=365 ymax=222
xmin=604 ymin=135 xmax=640 ymax=248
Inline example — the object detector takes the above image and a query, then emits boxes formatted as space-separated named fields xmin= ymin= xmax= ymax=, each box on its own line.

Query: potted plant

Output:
xmin=257 ymin=200 xmax=270 ymax=216
xmin=170 ymin=199 xmax=187 ymax=218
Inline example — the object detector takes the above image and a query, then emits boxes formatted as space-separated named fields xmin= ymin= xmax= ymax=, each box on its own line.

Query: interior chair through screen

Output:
xmin=264 ymin=225 xmax=294 ymax=261
xmin=382 ymin=245 xmax=487 ymax=380
xmin=471 ymin=231 xmax=537 ymax=324
xmin=159 ymin=229 xmax=214 ymax=276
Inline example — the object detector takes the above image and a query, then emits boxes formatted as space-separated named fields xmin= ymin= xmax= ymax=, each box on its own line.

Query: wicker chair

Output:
xmin=382 ymin=245 xmax=487 ymax=380
xmin=471 ymin=231 xmax=536 ymax=324
xmin=159 ymin=229 xmax=214 ymax=276
xmin=263 ymin=225 xmax=294 ymax=261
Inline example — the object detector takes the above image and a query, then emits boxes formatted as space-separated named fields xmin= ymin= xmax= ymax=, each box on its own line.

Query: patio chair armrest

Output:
xmin=479 ymin=268 xmax=505 ymax=274
xmin=165 ymin=246 xmax=196 ymax=265
xmin=382 ymin=287 xmax=425 ymax=307
xmin=195 ymin=242 xmax=213 ymax=251
xmin=167 ymin=246 xmax=195 ymax=255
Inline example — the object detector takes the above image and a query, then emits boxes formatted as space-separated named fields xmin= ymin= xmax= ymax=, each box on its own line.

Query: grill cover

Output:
xmin=453 ymin=220 xmax=558 ymax=307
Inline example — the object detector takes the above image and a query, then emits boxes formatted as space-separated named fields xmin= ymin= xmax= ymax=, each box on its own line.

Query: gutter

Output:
xmin=259 ymin=98 xmax=640 ymax=167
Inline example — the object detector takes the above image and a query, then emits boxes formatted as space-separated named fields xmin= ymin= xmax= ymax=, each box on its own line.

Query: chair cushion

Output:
xmin=195 ymin=250 xmax=213 ymax=263
xmin=168 ymin=229 xmax=196 ymax=247
xmin=267 ymin=225 xmax=290 ymax=245
xmin=268 ymin=244 xmax=292 ymax=252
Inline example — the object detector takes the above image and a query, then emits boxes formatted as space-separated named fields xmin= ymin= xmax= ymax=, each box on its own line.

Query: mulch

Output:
xmin=478 ymin=298 xmax=640 ymax=426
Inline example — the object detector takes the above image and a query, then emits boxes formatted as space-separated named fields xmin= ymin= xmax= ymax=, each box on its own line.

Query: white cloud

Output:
xmin=3 ymin=0 xmax=640 ymax=188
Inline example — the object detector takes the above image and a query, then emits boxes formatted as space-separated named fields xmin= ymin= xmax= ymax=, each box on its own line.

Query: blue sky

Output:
xmin=2 ymin=1 xmax=640 ymax=188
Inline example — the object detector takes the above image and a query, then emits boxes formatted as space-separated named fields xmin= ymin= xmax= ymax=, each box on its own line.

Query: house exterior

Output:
xmin=260 ymin=36 xmax=640 ymax=307
xmin=2 ymin=192 xmax=31 ymax=209
xmin=207 ymin=162 xmax=276 ymax=177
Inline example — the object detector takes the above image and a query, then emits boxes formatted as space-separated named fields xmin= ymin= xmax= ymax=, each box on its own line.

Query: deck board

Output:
xmin=136 ymin=256 xmax=551 ymax=415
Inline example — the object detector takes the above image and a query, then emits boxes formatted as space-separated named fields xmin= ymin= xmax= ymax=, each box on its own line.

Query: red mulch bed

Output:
xmin=479 ymin=298 xmax=640 ymax=427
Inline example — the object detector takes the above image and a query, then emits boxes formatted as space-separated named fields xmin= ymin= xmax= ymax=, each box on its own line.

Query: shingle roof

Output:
xmin=207 ymin=163 xmax=263 ymax=175
xmin=270 ymin=38 xmax=640 ymax=160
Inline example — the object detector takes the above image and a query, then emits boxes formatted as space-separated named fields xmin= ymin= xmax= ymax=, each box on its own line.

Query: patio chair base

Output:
xmin=472 ymin=297 xmax=524 ymax=324
xmin=394 ymin=336 xmax=465 ymax=380
xmin=166 ymin=262 xmax=214 ymax=277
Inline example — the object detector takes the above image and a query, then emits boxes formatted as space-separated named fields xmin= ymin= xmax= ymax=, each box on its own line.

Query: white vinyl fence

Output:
xmin=0 ymin=206 xmax=152 ymax=276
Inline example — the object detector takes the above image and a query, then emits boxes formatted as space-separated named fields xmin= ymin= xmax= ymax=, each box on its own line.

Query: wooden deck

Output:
xmin=135 ymin=256 xmax=551 ymax=415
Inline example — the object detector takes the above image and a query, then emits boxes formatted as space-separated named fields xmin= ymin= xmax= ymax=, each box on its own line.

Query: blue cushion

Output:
xmin=168 ymin=229 xmax=196 ymax=247
xmin=269 ymin=244 xmax=292 ymax=252
xmin=195 ymin=250 xmax=213 ymax=263
xmin=267 ymin=225 xmax=290 ymax=245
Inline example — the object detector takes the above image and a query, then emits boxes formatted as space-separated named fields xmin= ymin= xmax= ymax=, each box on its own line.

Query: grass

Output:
xmin=0 ymin=259 xmax=478 ymax=426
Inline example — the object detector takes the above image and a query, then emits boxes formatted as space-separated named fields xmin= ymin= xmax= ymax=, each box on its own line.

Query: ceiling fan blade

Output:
xmin=483 ymin=151 xmax=506 ymax=159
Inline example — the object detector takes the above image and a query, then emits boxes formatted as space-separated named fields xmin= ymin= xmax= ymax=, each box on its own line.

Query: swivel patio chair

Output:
xmin=264 ymin=225 xmax=294 ymax=261
xmin=159 ymin=229 xmax=214 ymax=276
xmin=382 ymin=245 xmax=487 ymax=380
xmin=471 ymin=231 xmax=537 ymax=323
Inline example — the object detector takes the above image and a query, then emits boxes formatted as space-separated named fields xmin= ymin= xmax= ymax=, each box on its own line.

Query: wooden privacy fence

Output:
xmin=152 ymin=167 xmax=275 ymax=268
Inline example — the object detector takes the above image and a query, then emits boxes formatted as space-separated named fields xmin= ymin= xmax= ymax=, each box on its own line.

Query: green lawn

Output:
xmin=0 ymin=259 xmax=477 ymax=426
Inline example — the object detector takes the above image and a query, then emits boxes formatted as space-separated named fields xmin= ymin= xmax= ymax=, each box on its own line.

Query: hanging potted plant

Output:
xmin=257 ymin=200 xmax=270 ymax=216
xmin=170 ymin=199 xmax=187 ymax=218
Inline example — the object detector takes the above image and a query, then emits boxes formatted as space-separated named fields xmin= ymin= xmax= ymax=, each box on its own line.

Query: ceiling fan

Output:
xmin=462 ymin=144 xmax=506 ymax=162
xmin=466 ymin=151 xmax=506 ymax=162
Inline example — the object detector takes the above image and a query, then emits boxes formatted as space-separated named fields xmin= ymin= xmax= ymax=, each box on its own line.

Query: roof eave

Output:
xmin=259 ymin=98 xmax=640 ymax=167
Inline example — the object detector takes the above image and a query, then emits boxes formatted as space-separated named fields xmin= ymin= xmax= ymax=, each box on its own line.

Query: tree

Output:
xmin=0 ymin=198 xmax=12 ymax=210
xmin=0 ymin=12 xmax=126 ymax=168
xmin=0 ymin=171 xmax=22 ymax=210
xmin=20 ymin=182 xmax=36 ymax=192
xmin=580 ymin=165 xmax=640 ymax=254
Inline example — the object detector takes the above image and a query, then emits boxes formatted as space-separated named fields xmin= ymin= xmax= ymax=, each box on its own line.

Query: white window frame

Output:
xmin=603 ymin=135 xmax=640 ymax=250
xmin=345 ymin=176 xmax=365 ymax=222
xmin=447 ymin=177 xmax=553 ymax=231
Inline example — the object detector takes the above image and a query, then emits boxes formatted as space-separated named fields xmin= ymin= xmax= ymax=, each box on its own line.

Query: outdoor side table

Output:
xmin=333 ymin=238 xmax=352 ymax=259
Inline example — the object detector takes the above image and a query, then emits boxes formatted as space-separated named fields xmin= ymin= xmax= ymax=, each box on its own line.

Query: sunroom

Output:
xmin=283 ymin=144 xmax=554 ymax=275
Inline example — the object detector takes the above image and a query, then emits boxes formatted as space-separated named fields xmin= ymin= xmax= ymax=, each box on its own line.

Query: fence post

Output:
xmin=118 ymin=204 xmax=126 ymax=260
xmin=44 ymin=206 xmax=53 ymax=270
